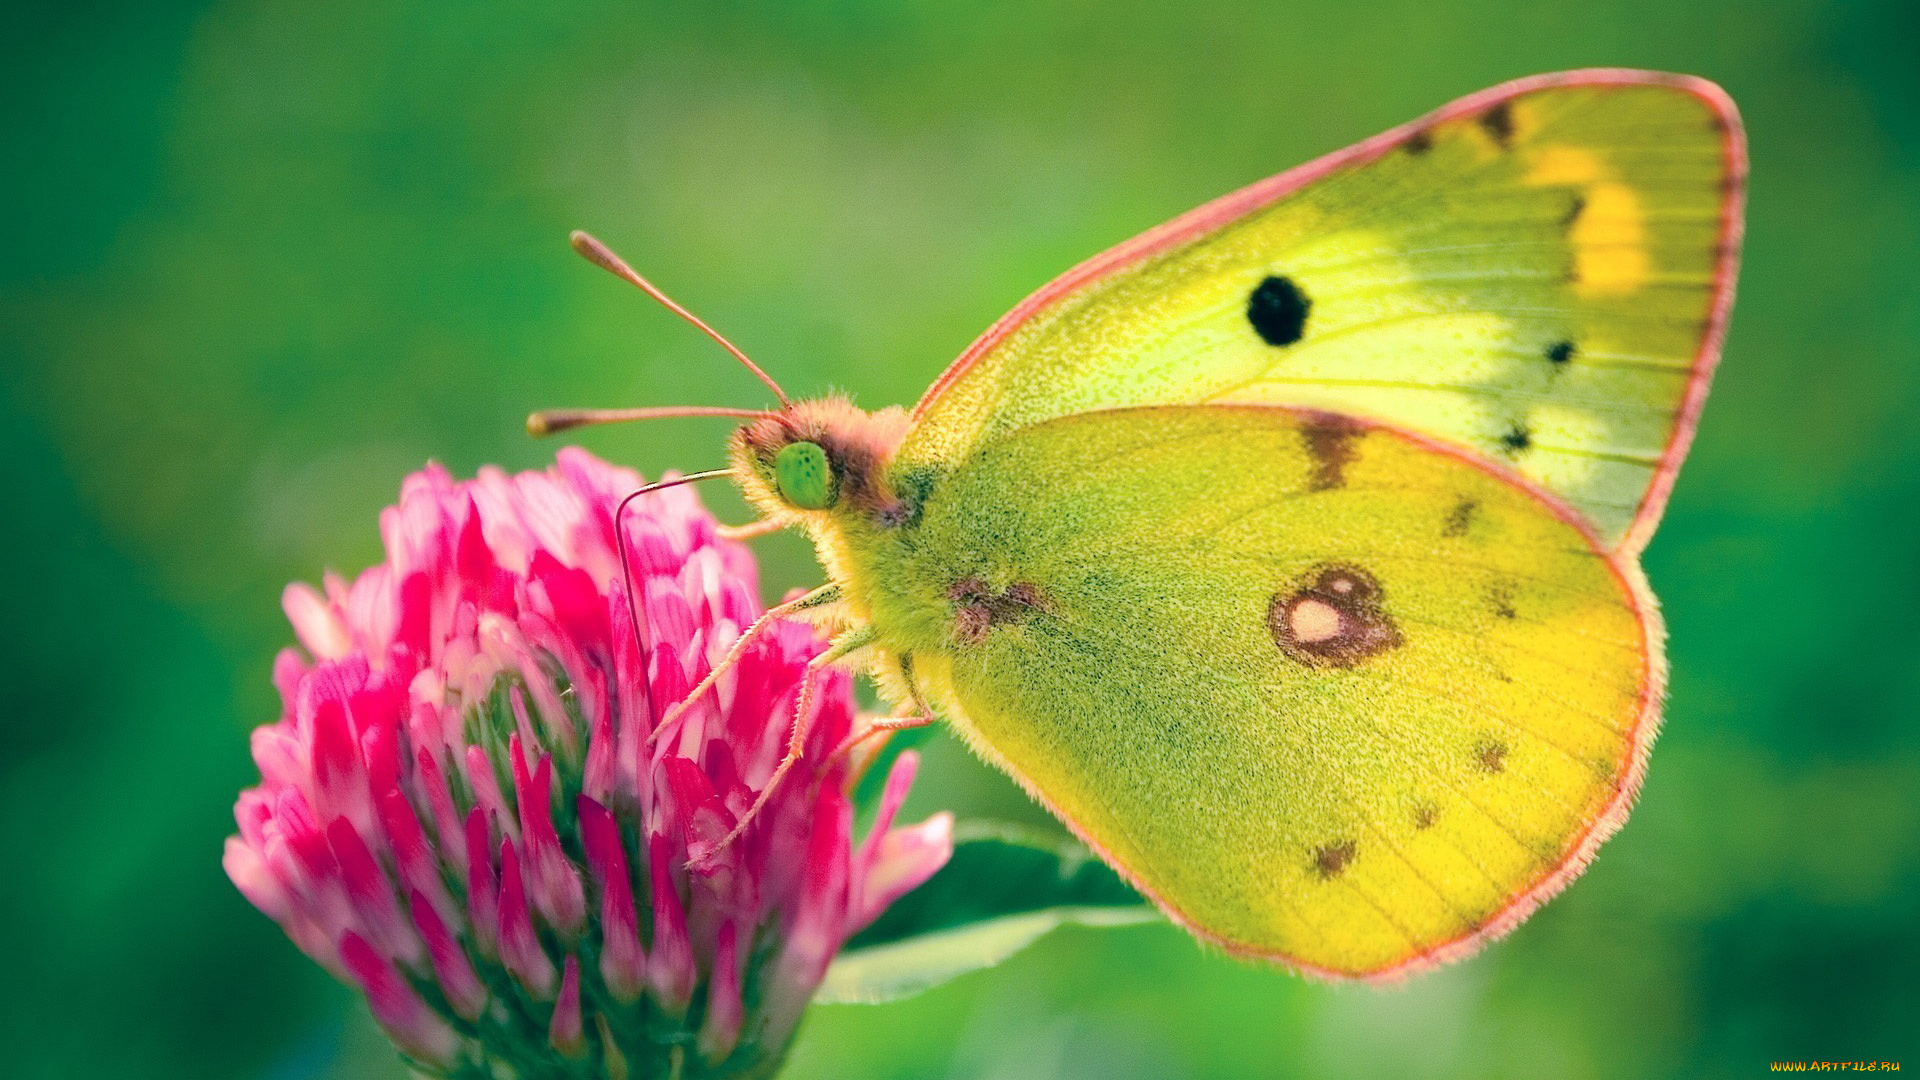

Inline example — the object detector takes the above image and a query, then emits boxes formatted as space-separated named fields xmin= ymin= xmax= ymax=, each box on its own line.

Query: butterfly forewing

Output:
xmin=900 ymin=72 xmax=1743 ymax=553
xmin=887 ymin=406 xmax=1657 ymax=977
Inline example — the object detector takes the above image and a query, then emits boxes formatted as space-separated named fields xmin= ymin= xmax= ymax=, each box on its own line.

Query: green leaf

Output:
xmin=817 ymin=823 xmax=1159 ymax=1004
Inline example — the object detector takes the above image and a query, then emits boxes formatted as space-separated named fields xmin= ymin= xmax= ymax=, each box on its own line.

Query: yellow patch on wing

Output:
xmin=1524 ymin=146 xmax=1651 ymax=298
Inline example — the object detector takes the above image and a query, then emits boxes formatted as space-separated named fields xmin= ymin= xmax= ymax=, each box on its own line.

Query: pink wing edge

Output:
xmin=910 ymin=68 xmax=1749 ymax=559
xmin=942 ymin=402 xmax=1669 ymax=982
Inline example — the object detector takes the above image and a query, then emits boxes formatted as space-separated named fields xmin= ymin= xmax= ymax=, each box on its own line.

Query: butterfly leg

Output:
xmin=649 ymin=581 xmax=844 ymax=748
xmin=829 ymin=650 xmax=938 ymax=760
xmin=693 ymin=623 xmax=878 ymax=866
xmin=716 ymin=518 xmax=786 ymax=541
xmin=829 ymin=712 xmax=935 ymax=764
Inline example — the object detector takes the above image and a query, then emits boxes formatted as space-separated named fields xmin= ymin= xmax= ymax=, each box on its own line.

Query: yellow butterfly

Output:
xmin=534 ymin=69 xmax=1745 ymax=979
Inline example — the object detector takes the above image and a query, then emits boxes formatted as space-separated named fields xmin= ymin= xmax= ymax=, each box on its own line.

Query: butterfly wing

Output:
xmin=887 ymin=405 xmax=1658 ymax=978
xmin=898 ymin=70 xmax=1744 ymax=554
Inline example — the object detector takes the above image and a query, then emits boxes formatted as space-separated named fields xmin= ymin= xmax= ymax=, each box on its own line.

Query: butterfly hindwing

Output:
xmin=899 ymin=71 xmax=1744 ymax=553
xmin=881 ymin=405 xmax=1658 ymax=977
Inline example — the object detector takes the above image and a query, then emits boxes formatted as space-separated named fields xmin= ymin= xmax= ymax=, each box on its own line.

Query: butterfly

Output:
xmin=532 ymin=69 xmax=1745 ymax=980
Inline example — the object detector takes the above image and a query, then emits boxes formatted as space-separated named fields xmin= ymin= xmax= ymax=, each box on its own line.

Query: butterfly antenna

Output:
xmin=613 ymin=468 xmax=738 ymax=731
xmin=527 ymin=405 xmax=771 ymax=437
xmin=570 ymin=230 xmax=793 ymax=409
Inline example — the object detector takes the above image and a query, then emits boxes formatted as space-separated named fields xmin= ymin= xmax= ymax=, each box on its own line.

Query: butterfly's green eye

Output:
xmin=774 ymin=441 xmax=836 ymax=509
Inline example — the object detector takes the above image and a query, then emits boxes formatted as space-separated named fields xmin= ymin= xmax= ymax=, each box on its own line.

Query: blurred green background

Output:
xmin=4 ymin=0 xmax=1917 ymax=1077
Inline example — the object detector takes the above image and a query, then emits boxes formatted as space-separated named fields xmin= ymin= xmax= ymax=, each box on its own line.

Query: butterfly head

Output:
xmin=732 ymin=398 xmax=913 ymax=526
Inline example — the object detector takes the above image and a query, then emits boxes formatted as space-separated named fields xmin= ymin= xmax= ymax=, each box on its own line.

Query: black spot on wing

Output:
xmin=1546 ymin=340 xmax=1576 ymax=367
xmin=1403 ymin=129 xmax=1434 ymax=155
xmin=1499 ymin=424 xmax=1533 ymax=455
xmin=1248 ymin=275 xmax=1311 ymax=346
xmin=1563 ymin=193 xmax=1586 ymax=230
xmin=1313 ymin=839 xmax=1357 ymax=879
xmin=1479 ymin=102 xmax=1516 ymax=149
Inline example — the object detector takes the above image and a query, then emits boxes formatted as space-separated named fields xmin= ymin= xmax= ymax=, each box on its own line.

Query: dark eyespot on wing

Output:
xmin=1499 ymin=424 xmax=1533 ymax=455
xmin=953 ymin=603 xmax=991 ymax=645
xmin=1546 ymin=340 xmax=1576 ymax=367
xmin=1002 ymin=582 xmax=1049 ymax=611
xmin=1403 ymin=129 xmax=1434 ymax=155
xmin=950 ymin=576 xmax=994 ymax=644
xmin=1479 ymin=102 xmax=1516 ymax=148
xmin=1301 ymin=414 xmax=1361 ymax=491
xmin=1488 ymin=582 xmax=1517 ymax=620
xmin=1563 ymin=191 xmax=1587 ymax=229
xmin=1269 ymin=564 xmax=1403 ymax=668
xmin=1474 ymin=739 xmax=1509 ymax=774
xmin=1313 ymin=839 xmax=1357 ymax=879
xmin=1247 ymin=275 xmax=1311 ymax=346
xmin=948 ymin=576 xmax=1050 ymax=645
xmin=1443 ymin=498 xmax=1477 ymax=538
